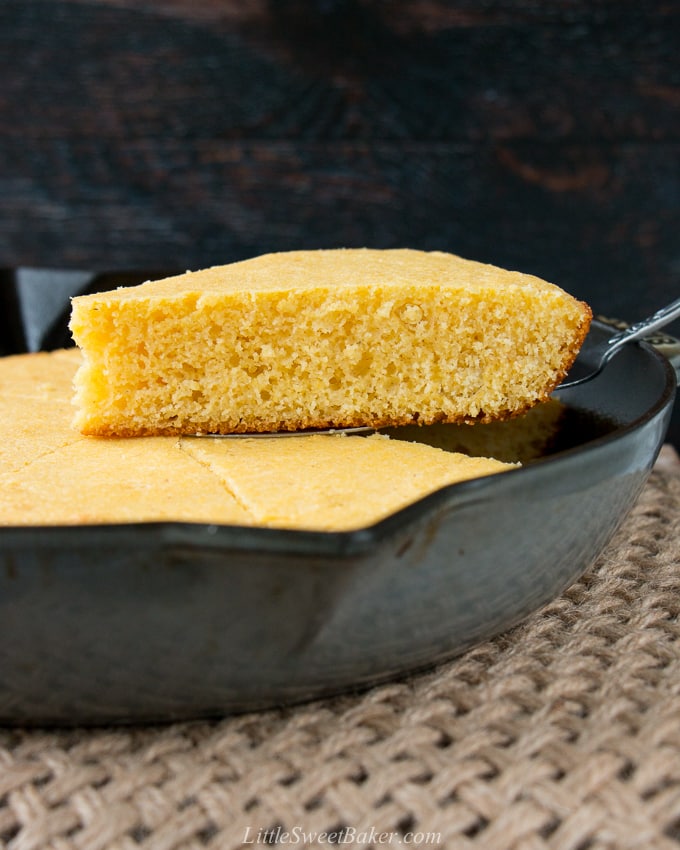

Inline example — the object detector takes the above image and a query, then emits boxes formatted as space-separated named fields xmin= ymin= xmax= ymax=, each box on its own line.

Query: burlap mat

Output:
xmin=1 ymin=447 xmax=679 ymax=850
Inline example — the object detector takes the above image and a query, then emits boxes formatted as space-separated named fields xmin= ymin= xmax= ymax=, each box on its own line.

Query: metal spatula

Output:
xmin=198 ymin=426 xmax=375 ymax=438
xmin=558 ymin=296 xmax=680 ymax=390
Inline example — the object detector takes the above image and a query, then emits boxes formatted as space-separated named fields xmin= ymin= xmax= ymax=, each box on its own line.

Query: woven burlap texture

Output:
xmin=1 ymin=448 xmax=679 ymax=850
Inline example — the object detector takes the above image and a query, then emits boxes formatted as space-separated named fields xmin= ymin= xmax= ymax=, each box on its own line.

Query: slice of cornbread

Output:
xmin=0 ymin=350 xmax=517 ymax=531
xmin=0 ymin=350 xmax=516 ymax=531
xmin=70 ymin=248 xmax=591 ymax=436
xmin=180 ymin=433 xmax=514 ymax=531
xmin=0 ymin=436 xmax=255 ymax=527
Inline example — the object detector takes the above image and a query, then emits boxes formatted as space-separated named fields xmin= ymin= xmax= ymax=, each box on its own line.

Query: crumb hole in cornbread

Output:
xmin=396 ymin=302 xmax=424 ymax=326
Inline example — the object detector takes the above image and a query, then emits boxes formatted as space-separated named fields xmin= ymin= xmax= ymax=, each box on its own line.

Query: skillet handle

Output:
xmin=595 ymin=314 xmax=680 ymax=382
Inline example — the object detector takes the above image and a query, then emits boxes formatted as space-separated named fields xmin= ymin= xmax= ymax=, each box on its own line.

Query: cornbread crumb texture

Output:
xmin=0 ymin=350 xmax=516 ymax=531
xmin=69 ymin=248 xmax=591 ymax=436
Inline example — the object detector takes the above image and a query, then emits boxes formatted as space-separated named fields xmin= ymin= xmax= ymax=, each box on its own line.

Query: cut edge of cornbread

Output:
xmin=69 ymin=248 xmax=592 ymax=437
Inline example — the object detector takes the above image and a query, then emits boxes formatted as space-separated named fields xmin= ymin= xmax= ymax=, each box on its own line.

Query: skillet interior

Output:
xmin=0 ymin=322 xmax=675 ymax=724
xmin=552 ymin=320 xmax=676 ymax=445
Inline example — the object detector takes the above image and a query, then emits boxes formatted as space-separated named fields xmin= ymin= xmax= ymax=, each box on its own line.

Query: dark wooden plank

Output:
xmin=1 ymin=0 xmax=678 ymax=142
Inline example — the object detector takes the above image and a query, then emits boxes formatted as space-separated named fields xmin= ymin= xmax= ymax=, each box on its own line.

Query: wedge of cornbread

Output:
xmin=180 ymin=433 xmax=514 ymax=531
xmin=69 ymin=248 xmax=591 ymax=436
xmin=0 ymin=350 xmax=516 ymax=531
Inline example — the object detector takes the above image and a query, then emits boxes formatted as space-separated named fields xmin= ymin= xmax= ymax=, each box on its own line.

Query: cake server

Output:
xmin=558 ymin=296 xmax=680 ymax=389
xmin=199 ymin=426 xmax=375 ymax=438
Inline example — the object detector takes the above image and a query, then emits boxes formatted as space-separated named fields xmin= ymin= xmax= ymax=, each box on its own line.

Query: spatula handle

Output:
xmin=605 ymin=296 xmax=680 ymax=363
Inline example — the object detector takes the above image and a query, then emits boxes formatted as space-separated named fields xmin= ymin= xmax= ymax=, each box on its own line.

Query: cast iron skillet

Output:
xmin=0 ymin=320 xmax=676 ymax=725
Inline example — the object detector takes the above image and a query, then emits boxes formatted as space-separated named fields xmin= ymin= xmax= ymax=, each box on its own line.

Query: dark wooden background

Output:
xmin=1 ymin=0 xmax=679 ymax=439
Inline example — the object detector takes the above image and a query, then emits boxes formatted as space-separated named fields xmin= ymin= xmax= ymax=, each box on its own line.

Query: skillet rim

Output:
xmin=0 ymin=324 xmax=675 ymax=557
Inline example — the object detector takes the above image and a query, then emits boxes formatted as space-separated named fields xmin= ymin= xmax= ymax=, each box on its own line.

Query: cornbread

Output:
xmin=0 ymin=349 xmax=83 ymax=475
xmin=180 ymin=434 xmax=514 ymax=531
xmin=69 ymin=248 xmax=592 ymax=436
xmin=0 ymin=350 xmax=516 ymax=531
